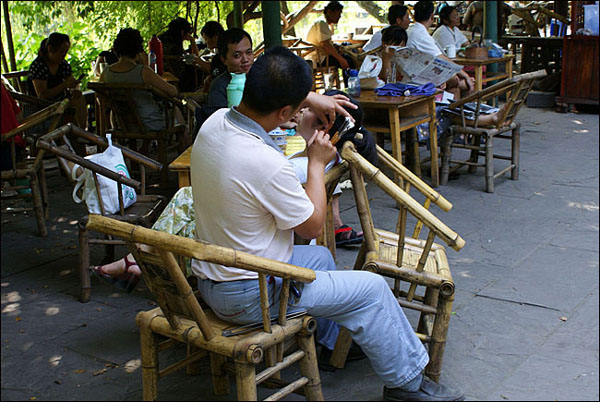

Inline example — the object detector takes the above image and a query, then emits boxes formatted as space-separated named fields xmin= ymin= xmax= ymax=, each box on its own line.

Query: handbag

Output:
xmin=72 ymin=134 xmax=137 ymax=214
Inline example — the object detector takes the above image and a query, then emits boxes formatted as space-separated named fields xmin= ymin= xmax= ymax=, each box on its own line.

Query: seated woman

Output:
xmin=92 ymin=48 xmax=118 ymax=78
xmin=432 ymin=6 xmax=470 ymax=57
xmin=100 ymin=28 xmax=190 ymax=153
xmin=159 ymin=17 xmax=202 ymax=92
xmin=28 ymin=32 xmax=88 ymax=131
xmin=196 ymin=21 xmax=227 ymax=90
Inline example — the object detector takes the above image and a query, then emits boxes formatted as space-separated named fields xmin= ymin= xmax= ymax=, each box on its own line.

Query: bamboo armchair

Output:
xmin=329 ymin=142 xmax=465 ymax=382
xmin=36 ymin=124 xmax=166 ymax=302
xmin=87 ymin=81 xmax=187 ymax=186
xmin=1 ymin=98 xmax=70 ymax=237
xmin=440 ymin=69 xmax=547 ymax=192
xmin=85 ymin=214 xmax=324 ymax=401
xmin=308 ymin=47 xmax=342 ymax=92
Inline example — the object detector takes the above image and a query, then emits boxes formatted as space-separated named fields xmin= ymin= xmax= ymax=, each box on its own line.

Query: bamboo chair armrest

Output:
xmin=1 ymin=99 xmax=69 ymax=143
xmin=37 ymin=124 xmax=163 ymax=172
xmin=36 ymin=136 xmax=142 ymax=192
xmin=2 ymin=70 xmax=29 ymax=79
xmin=447 ymin=69 xmax=547 ymax=110
xmin=8 ymin=90 xmax=54 ymax=108
xmin=86 ymin=214 xmax=317 ymax=283
xmin=341 ymin=142 xmax=465 ymax=251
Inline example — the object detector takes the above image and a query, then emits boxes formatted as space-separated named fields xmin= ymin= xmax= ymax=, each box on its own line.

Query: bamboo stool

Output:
xmin=85 ymin=214 xmax=324 ymax=401
xmin=329 ymin=142 xmax=465 ymax=382
xmin=37 ymin=124 xmax=166 ymax=302
xmin=1 ymin=98 xmax=70 ymax=237
xmin=440 ymin=69 xmax=547 ymax=193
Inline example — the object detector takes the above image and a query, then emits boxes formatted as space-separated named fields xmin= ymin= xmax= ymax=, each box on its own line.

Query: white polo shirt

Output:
xmin=406 ymin=22 xmax=443 ymax=57
xmin=190 ymin=108 xmax=314 ymax=282
xmin=362 ymin=26 xmax=388 ymax=52
xmin=306 ymin=19 xmax=334 ymax=65
xmin=432 ymin=25 xmax=468 ymax=53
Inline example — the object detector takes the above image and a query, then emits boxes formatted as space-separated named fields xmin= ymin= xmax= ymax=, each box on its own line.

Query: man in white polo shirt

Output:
xmin=190 ymin=46 xmax=464 ymax=401
xmin=407 ymin=0 xmax=473 ymax=99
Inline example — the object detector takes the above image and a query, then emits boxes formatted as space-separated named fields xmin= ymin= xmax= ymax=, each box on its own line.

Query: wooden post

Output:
xmin=2 ymin=0 xmax=17 ymax=72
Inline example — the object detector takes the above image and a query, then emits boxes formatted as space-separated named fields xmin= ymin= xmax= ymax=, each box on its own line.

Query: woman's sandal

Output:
xmin=91 ymin=256 xmax=141 ymax=293
xmin=335 ymin=225 xmax=364 ymax=247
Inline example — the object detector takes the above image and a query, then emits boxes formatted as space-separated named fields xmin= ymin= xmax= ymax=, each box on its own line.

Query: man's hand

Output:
xmin=307 ymin=129 xmax=337 ymax=167
xmin=304 ymin=92 xmax=357 ymax=131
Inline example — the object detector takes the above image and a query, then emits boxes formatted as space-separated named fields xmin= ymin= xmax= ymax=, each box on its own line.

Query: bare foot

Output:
xmin=97 ymin=254 xmax=141 ymax=276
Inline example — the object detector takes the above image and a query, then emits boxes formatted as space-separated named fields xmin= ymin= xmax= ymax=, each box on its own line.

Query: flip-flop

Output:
xmin=335 ymin=225 xmax=364 ymax=247
xmin=91 ymin=255 xmax=140 ymax=293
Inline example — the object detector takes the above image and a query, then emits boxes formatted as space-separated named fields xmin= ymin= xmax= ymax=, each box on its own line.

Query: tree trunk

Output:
xmin=2 ymin=0 xmax=17 ymax=72
xmin=357 ymin=1 xmax=386 ymax=24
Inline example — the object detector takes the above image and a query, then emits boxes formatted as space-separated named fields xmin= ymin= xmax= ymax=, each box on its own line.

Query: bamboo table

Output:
xmin=356 ymin=90 xmax=441 ymax=187
xmin=452 ymin=54 xmax=515 ymax=92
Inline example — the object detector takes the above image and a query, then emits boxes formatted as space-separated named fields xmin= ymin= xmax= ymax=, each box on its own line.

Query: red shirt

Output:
xmin=1 ymin=82 xmax=25 ymax=147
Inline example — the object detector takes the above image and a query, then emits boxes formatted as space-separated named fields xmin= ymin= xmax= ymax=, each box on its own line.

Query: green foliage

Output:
xmin=1 ymin=1 xmax=230 ymax=89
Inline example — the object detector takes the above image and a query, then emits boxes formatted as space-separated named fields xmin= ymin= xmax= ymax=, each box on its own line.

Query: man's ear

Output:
xmin=277 ymin=105 xmax=295 ymax=124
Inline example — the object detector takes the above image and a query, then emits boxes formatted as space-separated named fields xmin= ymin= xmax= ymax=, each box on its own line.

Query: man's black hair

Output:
xmin=414 ymin=1 xmax=435 ymax=23
xmin=439 ymin=5 xmax=457 ymax=25
xmin=381 ymin=26 xmax=408 ymax=46
xmin=217 ymin=28 xmax=253 ymax=58
xmin=201 ymin=21 xmax=225 ymax=38
xmin=324 ymin=1 xmax=344 ymax=13
xmin=388 ymin=5 xmax=408 ymax=25
xmin=242 ymin=46 xmax=313 ymax=115
xmin=166 ymin=17 xmax=192 ymax=36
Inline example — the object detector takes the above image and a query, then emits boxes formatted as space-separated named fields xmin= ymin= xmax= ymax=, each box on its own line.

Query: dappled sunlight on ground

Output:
xmin=124 ymin=358 xmax=141 ymax=373
xmin=49 ymin=355 xmax=62 ymax=367
xmin=567 ymin=201 xmax=599 ymax=212
xmin=45 ymin=307 xmax=60 ymax=316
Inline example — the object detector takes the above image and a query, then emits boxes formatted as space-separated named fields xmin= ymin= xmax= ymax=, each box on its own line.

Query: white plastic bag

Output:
xmin=72 ymin=134 xmax=137 ymax=214
xmin=358 ymin=55 xmax=385 ymax=89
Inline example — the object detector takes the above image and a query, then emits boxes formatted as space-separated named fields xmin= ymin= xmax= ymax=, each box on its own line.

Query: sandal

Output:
xmin=335 ymin=225 xmax=363 ymax=247
xmin=91 ymin=255 xmax=140 ymax=293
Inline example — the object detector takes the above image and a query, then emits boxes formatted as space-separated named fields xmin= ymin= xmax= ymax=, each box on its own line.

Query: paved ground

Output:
xmin=1 ymin=105 xmax=598 ymax=401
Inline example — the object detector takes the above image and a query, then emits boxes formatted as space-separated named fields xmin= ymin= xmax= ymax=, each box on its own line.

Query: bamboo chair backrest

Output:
xmin=87 ymin=82 xmax=180 ymax=134
xmin=342 ymin=142 xmax=464 ymax=300
xmin=85 ymin=214 xmax=316 ymax=339
xmin=1 ymin=70 xmax=29 ymax=94
xmin=375 ymin=145 xmax=452 ymax=239
xmin=1 ymin=99 xmax=69 ymax=173
xmin=447 ymin=69 xmax=547 ymax=129
xmin=36 ymin=124 xmax=163 ymax=215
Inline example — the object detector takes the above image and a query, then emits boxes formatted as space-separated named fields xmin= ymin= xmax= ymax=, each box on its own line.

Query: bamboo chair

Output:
xmin=307 ymin=47 xmax=342 ymax=92
xmin=85 ymin=214 xmax=324 ymax=401
xmin=1 ymin=99 xmax=70 ymax=237
xmin=36 ymin=124 xmax=166 ymax=302
xmin=440 ymin=69 xmax=547 ymax=192
xmin=329 ymin=142 xmax=465 ymax=382
xmin=87 ymin=82 xmax=187 ymax=186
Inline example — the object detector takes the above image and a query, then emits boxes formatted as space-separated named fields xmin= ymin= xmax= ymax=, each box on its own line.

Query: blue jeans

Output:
xmin=197 ymin=245 xmax=428 ymax=388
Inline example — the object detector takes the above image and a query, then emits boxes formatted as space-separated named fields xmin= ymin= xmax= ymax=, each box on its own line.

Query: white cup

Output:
xmin=445 ymin=45 xmax=456 ymax=58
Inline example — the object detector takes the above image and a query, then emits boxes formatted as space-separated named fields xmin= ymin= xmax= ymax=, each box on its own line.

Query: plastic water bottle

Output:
xmin=347 ymin=69 xmax=361 ymax=98
xmin=149 ymin=50 xmax=157 ymax=73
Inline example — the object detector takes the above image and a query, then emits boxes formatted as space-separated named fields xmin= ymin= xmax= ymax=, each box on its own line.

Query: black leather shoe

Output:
xmin=383 ymin=376 xmax=465 ymax=401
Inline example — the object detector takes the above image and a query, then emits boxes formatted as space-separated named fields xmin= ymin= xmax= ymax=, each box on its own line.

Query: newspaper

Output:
xmin=390 ymin=46 xmax=463 ymax=87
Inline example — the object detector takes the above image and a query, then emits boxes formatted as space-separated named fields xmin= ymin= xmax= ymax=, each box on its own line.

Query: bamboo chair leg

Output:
xmin=139 ymin=321 xmax=159 ymax=401
xmin=417 ymin=287 xmax=438 ymax=337
xmin=185 ymin=344 xmax=202 ymax=375
xmin=485 ymin=134 xmax=494 ymax=193
xmin=158 ymin=139 xmax=168 ymax=187
xmin=467 ymin=135 xmax=479 ymax=174
xmin=440 ymin=131 xmax=454 ymax=186
xmin=425 ymin=292 xmax=454 ymax=383
xmin=29 ymin=173 xmax=48 ymax=237
xmin=297 ymin=333 xmax=324 ymax=401
xmin=511 ymin=124 xmax=520 ymax=181
xmin=235 ymin=361 xmax=257 ymax=401
xmin=209 ymin=352 xmax=230 ymax=396
xmin=78 ymin=220 xmax=91 ymax=303
xmin=39 ymin=166 xmax=50 ymax=219
xmin=329 ymin=327 xmax=353 ymax=369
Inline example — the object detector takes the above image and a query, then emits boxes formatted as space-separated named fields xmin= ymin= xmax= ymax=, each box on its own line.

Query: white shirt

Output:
xmin=406 ymin=22 xmax=443 ymax=57
xmin=432 ymin=25 xmax=468 ymax=53
xmin=306 ymin=19 xmax=334 ymax=65
xmin=190 ymin=108 xmax=314 ymax=281
xmin=362 ymin=26 xmax=388 ymax=52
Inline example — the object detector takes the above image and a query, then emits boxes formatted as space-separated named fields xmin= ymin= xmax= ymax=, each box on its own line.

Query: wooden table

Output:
xmin=357 ymin=90 xmax=441 ymax=187
xmin=169 ymin=146 xmax=192 ymax=188
xmin=452 ymin=54 xmax=515 ymax=92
